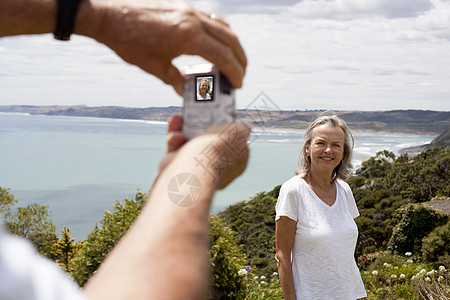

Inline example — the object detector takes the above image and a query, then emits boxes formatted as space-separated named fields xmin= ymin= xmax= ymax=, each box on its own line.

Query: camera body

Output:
xmin=182 ymin=64 xmax=236 ymax=139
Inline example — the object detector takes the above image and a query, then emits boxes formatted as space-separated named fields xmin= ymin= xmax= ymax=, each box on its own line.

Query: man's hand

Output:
xmin=76 ymin=0 xmax=247 ymax=94
xmin=158 ymin=114 xmax=251 ymax=190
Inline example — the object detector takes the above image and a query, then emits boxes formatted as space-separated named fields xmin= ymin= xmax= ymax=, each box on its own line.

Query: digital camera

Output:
xmin=182 ymin=64 xmax=236 ymax=139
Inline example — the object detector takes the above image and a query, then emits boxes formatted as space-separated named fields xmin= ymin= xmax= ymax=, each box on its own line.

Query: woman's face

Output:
xmin=306 ymin=124 xmax=345 ymax=175
xmin=199 ymin=81 xmax=209 ymax=93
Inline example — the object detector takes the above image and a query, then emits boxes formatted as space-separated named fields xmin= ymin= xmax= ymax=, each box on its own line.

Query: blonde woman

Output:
xmin=197 ymin=79 xmax=212 ymax=100
xmin=275 ymin=115 xmax=366 ymax=299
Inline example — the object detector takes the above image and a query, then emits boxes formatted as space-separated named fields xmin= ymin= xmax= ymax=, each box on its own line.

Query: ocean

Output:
xmin=0 ymin=113 xmax=435 ymax=240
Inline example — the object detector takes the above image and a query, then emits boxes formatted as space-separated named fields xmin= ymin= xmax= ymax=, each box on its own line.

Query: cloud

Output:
xmin=190 ymin=0 xmax=301 ymax=15
xmin=191 ymin=0 xmax=436 ymax=18
xmin=224 ymin=1 xmax=450 ymax=111
xmin=285 ymin=0 xmax=435 ymax=20
xmin=1 ymin=0 xmax=449 ymax=111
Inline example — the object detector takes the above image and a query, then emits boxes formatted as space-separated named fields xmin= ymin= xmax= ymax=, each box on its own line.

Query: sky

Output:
xmin=0 ymin=0 xmax=449 ymax=111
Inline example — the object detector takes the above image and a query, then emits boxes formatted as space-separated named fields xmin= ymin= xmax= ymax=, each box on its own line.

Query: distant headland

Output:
xmin=0 ymin=105 xmax=448 ymax=135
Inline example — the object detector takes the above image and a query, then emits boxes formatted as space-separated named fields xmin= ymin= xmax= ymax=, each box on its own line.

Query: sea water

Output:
xmin=0 ymin=113 xmax=435 ymax=240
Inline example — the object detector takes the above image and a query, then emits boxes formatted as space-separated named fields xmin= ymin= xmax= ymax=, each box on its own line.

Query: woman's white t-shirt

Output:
xmin=276 ymin=176 xmax=367 ymax=299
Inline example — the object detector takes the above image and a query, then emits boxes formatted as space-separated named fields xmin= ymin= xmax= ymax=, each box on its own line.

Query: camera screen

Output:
xmin=196 ymin=76 xmax=214 ymax=101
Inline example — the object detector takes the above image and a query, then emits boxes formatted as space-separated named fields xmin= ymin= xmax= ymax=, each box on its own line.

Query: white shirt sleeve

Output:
xmin=275 ymin=178 xmax=299 ymax=222
xmin=338 ymin=179 xmax=360 ymax=219
xmin=0 ymin=226 xmax=88 ymax=300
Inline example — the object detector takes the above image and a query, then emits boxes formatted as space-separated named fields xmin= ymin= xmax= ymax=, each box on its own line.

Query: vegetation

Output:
xmin=209 ymin=215 xmax=247 ymax=299
xmin=0 ymin=188 xmax=58 ymax=257
xmin=219 ymin=186 xmax=280 ymax=277
xmin=70 ymin=190 xmax=147 ymax=285
xmin=51 ymin=227 xmax=83 ymax=272
xmin=1 ymin=147 xmax=449 ymax=298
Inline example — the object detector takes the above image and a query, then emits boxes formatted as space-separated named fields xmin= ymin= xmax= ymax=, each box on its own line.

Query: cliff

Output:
xmin=399 ymin=128 xmax=450 ymax=155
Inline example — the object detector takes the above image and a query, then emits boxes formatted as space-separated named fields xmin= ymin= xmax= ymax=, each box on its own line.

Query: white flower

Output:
xmin=271 ymin=272 xmax=279 ymax=277
xmin=400 ymin=274 xmax=406 ymax=279
xmin=438 ymin=266 xmax=446 ymax=273
xmin=260 ymin=275 xmax=266 ymax=280
xmin=406 ymin=259 xmax=413 ymax=263
xmin=253 ymin=276 xmax=259 ymax=280
xmin=419 ymin=269 xmax=427 ymax=275
xmin=427 ymin=270 xmax=436 ymax=276
xmin=260 ymin=281 xmax=266 ymax=285
xmin=405 ymin=252 xmax=412 ymax=257
xmin=372 ymin=270 xmax=378 ymax=276
xmin=391 ymin=274 xmax=397 ymax=279
xmin=425 ymin=277 xmax=431 ymax=282
xmin=438 ymin=276 xmax=444 ymax=282
xmin=238 ymin=269 xmax=247 ymax=276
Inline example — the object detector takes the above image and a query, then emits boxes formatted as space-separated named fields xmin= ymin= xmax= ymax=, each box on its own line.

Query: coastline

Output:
xmin=0 ymin=105 xmax=448 ymax=135
xmin=0 ymin=111 xmax=438 ymax=137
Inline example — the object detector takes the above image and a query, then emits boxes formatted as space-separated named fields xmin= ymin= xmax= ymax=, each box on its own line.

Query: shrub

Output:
xmin=209 ymin=215 xmax=247 ymax=299
xmin=238 ymin=271 xmax=283 ymax=300
xmin=387 ymin=204 xmax=449 ymax=256
xmin=361 ymin=251 xmax=450 ymax=299
xmin=219 ymin=187 xmax=279 ymax=277
xmin=422 ymin=220 xmax=450 ymax=264
xmin=70 ymin=191 xmax=146 ymax=285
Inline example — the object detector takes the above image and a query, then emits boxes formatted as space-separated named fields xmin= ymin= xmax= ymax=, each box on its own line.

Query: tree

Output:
xmin=4 ymin=202 xmax=58 ymax=257
xmin=70 ymin=190 xmax=146 ymax=286
xmin=0 ymin=186 xmax=17 ymax=216
xmin=51 ymin=227 xmax=83 ymax=272
xmin=381 ymin=148 xmax=449 ymax=201
xmin=360 ymin=154 xmax=392 ymax=179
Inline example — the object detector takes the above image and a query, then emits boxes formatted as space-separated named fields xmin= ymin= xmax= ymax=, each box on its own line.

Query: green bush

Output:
xmin=238 ymin=272 xmax=283 ymax=300
xmin=209 ymin=215 xmax=247 ymax=299
xmin=387 ymin=204 xmax=449 ymax=256
xmin=70 ymin=191 xmax=146 ymax=285
xmin=361 ymin=251 xmax=450 ymax=299
xmin=422 ymin=220 xmax=450 ymax=264
xmin=220 ymin=187 xmax=279 ymax=277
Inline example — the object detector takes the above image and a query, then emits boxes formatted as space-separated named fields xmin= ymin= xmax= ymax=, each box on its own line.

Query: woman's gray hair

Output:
xmin=296 ymin=114 xmax=354 ymax=182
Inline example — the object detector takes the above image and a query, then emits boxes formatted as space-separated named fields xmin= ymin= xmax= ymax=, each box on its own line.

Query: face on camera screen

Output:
xmin=196 ymin=76 xmax=214 ymax=101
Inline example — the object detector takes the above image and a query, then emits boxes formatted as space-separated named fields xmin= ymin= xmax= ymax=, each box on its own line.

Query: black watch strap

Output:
xmin=53 ymin=0 xmax=81 ymax=41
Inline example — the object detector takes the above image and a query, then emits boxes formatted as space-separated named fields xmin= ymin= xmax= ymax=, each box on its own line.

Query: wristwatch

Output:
xmin=53 ymin=0 xmax=81 ymax=41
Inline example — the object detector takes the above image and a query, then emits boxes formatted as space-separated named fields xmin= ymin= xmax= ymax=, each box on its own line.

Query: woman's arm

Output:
xmin=276 ymin=216 xmax=297 ymax=300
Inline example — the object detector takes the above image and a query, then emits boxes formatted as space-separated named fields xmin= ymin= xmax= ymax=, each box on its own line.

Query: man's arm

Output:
xmin=0 ymin=0 xmax=56 ymax=36
xmin=83 ymin=119 xmax=251 ymax=300
xmin=0 ymin=0 xmax=247 ymax=94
